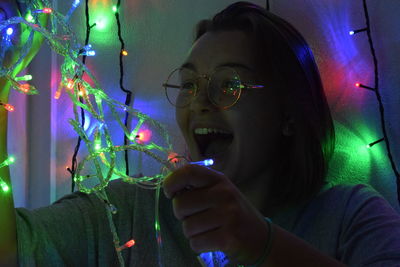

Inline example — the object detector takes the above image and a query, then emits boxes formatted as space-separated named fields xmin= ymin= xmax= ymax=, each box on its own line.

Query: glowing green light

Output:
xmin=7 ymin=156 xmax=15 ymax=165
xmin=0 ymin=156 xmax=15 ymax=169
xmin=2 ymin=9 xmax=174 ymax=196
xmin=90 ymin=9 xmax=115 ymax=43
xmin=15 ymin=75 xmax=33 ymax=81
xmin=95 ymin=18 xmax=107 ymax=30
xmin=25 ymin=13 xmax=35 ymax=23
xmin=366 ymin=138 xmax=385 ymax=149
xmin=155 ymin=221 xmax=160 ymax=231
xmin=112 ymin=5 xmax=117 ymax=13
xmin=327 ymin=121 xmax=377 ymax=185
xmin=0 ymin=180 xmax=9 ymax=193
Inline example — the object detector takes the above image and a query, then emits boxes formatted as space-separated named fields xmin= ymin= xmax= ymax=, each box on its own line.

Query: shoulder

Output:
xmin=307 ymin=183 xmax=399 ymax=225
xmin=317 ymin=183 xmax=384 ymax=207
xmin=322 ymin=186 xmax=400 ymax=265
xmin=317 ymin=183 xmax=396 ymax=216
xmin=320 ymin=183 xmax=382 ymax=198
xmin=272 ymin=183 xmax=399 ymax=240
xmin=273 ymin=183 xmax=400 ymax=264
xmin=45 ymin=179 xmax=138 ymax=212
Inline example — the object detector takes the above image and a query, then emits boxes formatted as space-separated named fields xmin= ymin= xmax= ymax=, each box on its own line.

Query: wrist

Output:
xmin=240 ymin=217 xmax=274 ymax=267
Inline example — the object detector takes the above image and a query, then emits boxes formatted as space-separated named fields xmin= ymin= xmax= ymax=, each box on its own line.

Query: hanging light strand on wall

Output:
xmin=351 ymin=0 xmax=400 ymax=203
xmin=266 ymin=0 xmax=270 ymax=11
xmin=113 ymin=0 xmax=133 ymax=177
xmin=68 ymin=0 xmax=92 ymax=192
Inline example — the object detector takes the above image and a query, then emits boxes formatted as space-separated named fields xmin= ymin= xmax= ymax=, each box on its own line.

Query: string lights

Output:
xmin=0 ymin=102 xmax=15 ymax=112
xmin=116 ymin=239 xmax=136 ymax=252
xmin=354 ymin=82 xmax=375 ymax=91
xmin=113 ymin=0 xmax=133 ymax=178
xmin=1 ymin=0 xmax=397 ymax=266
xmin=366 ymin=138 xmax=385 ymax=149
xmin=0 ymin=156 xmax=15 ymax=192
xmin=350 ymin=0 xmax=400 ymax=202
xmin=1 ymin=1 xmax=180 ymax=265
xmin=349 ymin=27 xmax=368 ymax=36
xmin=67 ymin=0 xmax=92 ymax=193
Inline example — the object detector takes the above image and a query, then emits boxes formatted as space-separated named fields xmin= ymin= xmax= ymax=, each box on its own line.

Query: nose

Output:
xmin=189 ymin=78 xmax=216 ymax=114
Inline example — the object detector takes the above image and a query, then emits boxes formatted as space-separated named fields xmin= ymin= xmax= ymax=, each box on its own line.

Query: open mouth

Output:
xmin=193 ymin=128 xmax=234 ymax=158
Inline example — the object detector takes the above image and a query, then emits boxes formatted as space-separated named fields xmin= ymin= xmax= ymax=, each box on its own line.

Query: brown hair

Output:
xmin=194 ymin=2 xmax=335 ymax=206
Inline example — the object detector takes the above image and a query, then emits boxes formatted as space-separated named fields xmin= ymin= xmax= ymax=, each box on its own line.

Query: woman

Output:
xmin=162 ymin=1 xmax=400 ymax=266
xmin=1 ymin=1 xmax=400 ymax=266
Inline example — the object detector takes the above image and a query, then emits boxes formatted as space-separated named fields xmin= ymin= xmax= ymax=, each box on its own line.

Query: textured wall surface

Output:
xmin=8 ymin=0 xmax=399 ymax=211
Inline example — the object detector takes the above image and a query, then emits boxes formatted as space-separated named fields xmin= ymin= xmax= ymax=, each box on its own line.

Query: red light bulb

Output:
xmin=54 ymin=91 xmax=61 ymax=99
xmin=43 ymin=8 xmax=53 ymax=14
xmin=67 ymin=79 xmax=74 ymax=89
xmin=4 ymin=104 xmax=15 ymax=112
xmin=116 ymin=239 xmax=136 ymax=252
xmin=125 ymin=240 xmax=135 ymax=248
xmin=20 ymin=84 xmax=30 ymax=93
xmin=136 ymin=129 xmax=152 ymax=144
xmin=168 ymin=152 xmax=179 ymax=164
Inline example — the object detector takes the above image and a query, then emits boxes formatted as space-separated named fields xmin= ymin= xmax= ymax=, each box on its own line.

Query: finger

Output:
xmin=189 ymin=227 xmax=232 ymax=254
xmin=172 ymin=187 xmax=212 ymax=220
xmin=163 ymin=164 xmax=223 ymax=199
xmin=182 ymin=208 xmax=224 ymax=238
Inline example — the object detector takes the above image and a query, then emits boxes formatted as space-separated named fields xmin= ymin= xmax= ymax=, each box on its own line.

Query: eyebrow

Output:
xmin=180 ymin=62 xmax=255 ymax=72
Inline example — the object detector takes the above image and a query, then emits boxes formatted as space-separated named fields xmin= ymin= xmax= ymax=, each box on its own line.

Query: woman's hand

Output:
xmin=163 ymin=164 xmax=270 ymax=265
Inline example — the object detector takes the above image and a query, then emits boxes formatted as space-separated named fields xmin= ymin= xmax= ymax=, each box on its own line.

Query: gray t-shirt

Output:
xmin=16 ymin=180 xmax=400 ymax=266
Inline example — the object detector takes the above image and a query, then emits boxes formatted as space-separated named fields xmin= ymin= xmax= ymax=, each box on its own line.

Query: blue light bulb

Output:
xmin=190 ymin=159 xmax=214 ymax=167
xmin=87 ymin=50 xmax=96 ymax=56
xmin=73 ymin=0 xmax=81 ymax=7
xmin=6 ymin=27 xmax=13 ymax=36
xmin=204 ymin=159 xmax=214 ymax=166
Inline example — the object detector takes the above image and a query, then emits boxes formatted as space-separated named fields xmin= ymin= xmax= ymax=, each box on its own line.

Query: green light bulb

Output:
xmin=112 ymin=5 xmax=118 ymax=13
xmin=95 ymin=19 xmax=106 ymax=30
xmin=26 ymin=13 xmax=34 ymax=23
xmin=155 ymin=221 xmax=160 ymax=231
xmin=0 ymin=180 xmax=9 ymax=192
xmin=15 ymin=75 xmax=33 ymax=81
xmin=7 ymin=156 xmax=15 ymax=165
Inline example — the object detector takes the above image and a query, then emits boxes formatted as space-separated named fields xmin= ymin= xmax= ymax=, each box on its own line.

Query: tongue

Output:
xmin=204 ymin=138 xmax=232 ymax=157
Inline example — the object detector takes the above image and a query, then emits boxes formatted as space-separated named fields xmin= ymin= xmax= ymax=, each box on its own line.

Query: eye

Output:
xmin=221 ymin=80 xmax=240 ymax=96
xmin=180 ymin=81 xmax=196 ymax=95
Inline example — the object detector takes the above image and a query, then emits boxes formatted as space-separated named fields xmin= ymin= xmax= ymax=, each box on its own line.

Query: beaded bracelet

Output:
xmin=241 ymin=217 xmax=274 ymax=267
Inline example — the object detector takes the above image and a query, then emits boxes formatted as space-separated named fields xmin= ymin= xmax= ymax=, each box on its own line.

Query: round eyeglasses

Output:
xmin=163 ymin=66 xmax=264 ymax=109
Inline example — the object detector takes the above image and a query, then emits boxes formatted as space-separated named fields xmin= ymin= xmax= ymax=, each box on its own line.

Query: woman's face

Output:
xmin=176 ymin=30 xmax=286 ymax=187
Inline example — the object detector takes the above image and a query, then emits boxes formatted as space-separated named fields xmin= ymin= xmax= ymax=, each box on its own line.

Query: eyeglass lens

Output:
xmin=165 ymin=67 xmax=241 ymax=108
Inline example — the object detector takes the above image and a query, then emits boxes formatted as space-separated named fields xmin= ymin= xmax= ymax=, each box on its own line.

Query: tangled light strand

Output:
xmin=0 ymin=1 xmax=175 ymax=192
xmin=1 ymin=1 xmax=179 ymax=266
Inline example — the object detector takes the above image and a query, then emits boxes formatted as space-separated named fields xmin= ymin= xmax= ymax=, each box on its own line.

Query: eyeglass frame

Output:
xmin=162 ymin=66 xmax=265 ymax=109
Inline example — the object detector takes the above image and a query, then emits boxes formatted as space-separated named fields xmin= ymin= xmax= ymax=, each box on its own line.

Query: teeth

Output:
xmin=194 ymin=128 xmax=230 ymax=135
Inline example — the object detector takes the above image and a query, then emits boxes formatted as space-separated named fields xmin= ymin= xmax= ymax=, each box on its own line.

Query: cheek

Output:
xmin=233 ymin=99 xmax=284 ymax=146
xmin=175 ymin=107 xmax=188 ymax=133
